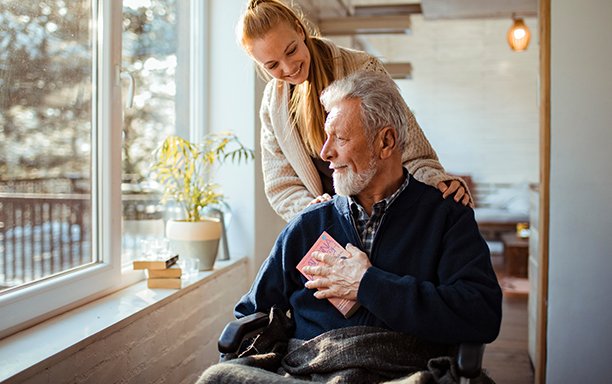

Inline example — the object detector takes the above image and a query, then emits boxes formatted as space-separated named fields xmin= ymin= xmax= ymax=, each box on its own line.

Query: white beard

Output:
xmin=333 ymin=156 xmax=377 ymax=196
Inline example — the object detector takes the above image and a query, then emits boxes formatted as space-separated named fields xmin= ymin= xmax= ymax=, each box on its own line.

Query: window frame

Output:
xmin=0 ymin=0 xmax=123 ymax=338
xmin=0 ymin=0 xmax=209 ymax=339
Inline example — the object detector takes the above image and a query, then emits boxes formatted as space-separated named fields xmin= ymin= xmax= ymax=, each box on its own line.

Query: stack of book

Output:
xmin=133 ymin=254 xmax=182 ymax=289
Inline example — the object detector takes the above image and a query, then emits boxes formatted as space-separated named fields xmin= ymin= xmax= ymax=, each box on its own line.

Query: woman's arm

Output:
xmin=363 ymin=57 xmax=474 ymax=206
xmin=260 ymin=83 xmax=318 ymax=221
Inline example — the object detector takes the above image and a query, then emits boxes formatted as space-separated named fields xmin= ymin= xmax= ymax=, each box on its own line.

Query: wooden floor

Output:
xmin=482 ymin=253 xmax=535 ymax=384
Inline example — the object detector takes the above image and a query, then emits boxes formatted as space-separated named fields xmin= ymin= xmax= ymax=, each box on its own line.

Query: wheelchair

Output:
xmin=218 ymin=312 xmax=486 ymax=384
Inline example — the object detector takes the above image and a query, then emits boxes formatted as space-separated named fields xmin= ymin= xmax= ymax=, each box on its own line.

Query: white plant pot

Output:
xmin=166 ymin=218 xmax=222 ymax=271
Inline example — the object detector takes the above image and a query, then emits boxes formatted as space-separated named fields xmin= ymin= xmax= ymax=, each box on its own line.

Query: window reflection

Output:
xmin=121 ymin=0 xmax=178 ymax=262
xmin=0 ymin=0 xmax=93 ymax=292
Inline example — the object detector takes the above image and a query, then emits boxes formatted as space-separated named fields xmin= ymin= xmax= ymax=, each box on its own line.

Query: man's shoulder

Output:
xmin=291 ymin=196 xmax=347 ymax=224
xmin=280 ymin=197 xmax=344 ymax=235
xmin=275 ymin=197 xmax=348 ymax=257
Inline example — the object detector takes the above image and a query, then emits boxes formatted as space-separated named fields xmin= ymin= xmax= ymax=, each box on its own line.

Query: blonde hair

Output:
xmin=236 ymin=0 xmax=334 ymax=157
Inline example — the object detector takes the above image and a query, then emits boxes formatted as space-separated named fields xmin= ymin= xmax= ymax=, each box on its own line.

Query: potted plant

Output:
xmin=150 ymin=132 xmax=253 ymax=270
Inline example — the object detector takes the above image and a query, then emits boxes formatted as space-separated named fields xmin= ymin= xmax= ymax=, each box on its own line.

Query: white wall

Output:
xmin=208 ymin=0 xmax=286 ymax=277
xmin=547 ymin=0 xmax=612 ymax=382
xmin=208 ymin=0 xmax=256 ymax=261
xmin=353 ymin=16 xmax=540 ymax=185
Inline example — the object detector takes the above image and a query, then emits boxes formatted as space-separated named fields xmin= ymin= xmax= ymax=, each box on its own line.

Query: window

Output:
xmin=121 ymin=0 xmax=183 ymax=262
xmin=0 ymin=0 xmax=95 ymax=292
xmin=0 ymin=0 xmax=204 ymax=337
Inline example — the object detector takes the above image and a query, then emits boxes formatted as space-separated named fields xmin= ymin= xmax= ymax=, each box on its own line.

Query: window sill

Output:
xmin=0 ymin=256 xmax=247 ymax=383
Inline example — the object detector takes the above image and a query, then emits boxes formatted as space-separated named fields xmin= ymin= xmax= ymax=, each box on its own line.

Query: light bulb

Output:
xmin=513 ymin=28 xmax=526 ymax=40
xmin=507 ymin=17 xmax=531 ymax=52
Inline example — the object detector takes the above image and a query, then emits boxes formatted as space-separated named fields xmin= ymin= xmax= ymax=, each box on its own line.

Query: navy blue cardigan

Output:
xmin=236 ymin=176 xmax=502 ymax=344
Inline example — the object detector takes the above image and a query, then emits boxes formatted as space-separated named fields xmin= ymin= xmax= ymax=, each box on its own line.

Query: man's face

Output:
xmin=320 ymin=98 xmax=377 ymax=196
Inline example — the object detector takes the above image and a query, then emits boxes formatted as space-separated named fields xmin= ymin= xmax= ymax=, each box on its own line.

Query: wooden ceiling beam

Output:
xmin=353 ymin=4 xmax=422 ymax=17
xmin=421 ymin=0 xmax=537 ymax=19
xmin=319 ymin=15 xmax=412 ymax=35
xmin=383 ymin=62 xmax=413 ymax=79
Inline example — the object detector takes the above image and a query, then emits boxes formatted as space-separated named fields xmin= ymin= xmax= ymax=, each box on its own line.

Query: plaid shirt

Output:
xmin=349 ymin=170 xmax=410 ymax=255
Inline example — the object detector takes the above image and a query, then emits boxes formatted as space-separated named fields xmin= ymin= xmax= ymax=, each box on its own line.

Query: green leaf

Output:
xmin=148 ymin=133 xmax=253 ymax=221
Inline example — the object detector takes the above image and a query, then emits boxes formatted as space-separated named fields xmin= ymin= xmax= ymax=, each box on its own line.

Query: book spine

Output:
xmin=147 ymin=278 xmax=182 ymax=289
xmin=133 ymin=254 xmax=179 ymax=270
xmin=163 ymin=254 xmax=179 ymax=269
xmin=148 ymin=268 xmax=182 ymax=278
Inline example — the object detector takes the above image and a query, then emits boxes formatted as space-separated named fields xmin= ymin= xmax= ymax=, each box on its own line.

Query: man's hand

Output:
xmin=437 ymin=180 xmax=473 ymax=207
xmin=303 ymin=243 xmax=372 ymax=301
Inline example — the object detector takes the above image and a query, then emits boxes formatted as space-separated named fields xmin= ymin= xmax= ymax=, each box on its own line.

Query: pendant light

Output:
xmin=507 ymin=14 xmax=531 ymax=52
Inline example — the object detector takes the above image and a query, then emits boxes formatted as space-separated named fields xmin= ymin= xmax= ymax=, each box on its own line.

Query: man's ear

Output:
xmin=377 ymin=126 xmax=397 ymax=159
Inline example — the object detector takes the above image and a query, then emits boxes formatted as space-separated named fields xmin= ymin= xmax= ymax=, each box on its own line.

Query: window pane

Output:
xmin=121 ymin=0 xmax=180 ymax=262
xmin=0 ymin=1 xmax=94 ymax=293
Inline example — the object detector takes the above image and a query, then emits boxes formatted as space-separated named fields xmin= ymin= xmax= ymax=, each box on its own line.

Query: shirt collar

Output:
xmin=348 ymin=168 xmax=410 ymax=216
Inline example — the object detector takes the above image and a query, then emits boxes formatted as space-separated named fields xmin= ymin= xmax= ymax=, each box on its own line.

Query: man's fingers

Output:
xmin=305 ymin=278 xmax=329 ymax=290
xmin=303 ymin=264 xmax=327 ymax=276
xmin=345 ymin=243 xmax=362 ymax=258
xmin=312 ymin=251 xmax=346 ymax=264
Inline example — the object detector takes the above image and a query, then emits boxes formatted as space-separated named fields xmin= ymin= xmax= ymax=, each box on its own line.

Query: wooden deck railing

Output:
xmin=0 ymin=193 xmax=91 ymax=290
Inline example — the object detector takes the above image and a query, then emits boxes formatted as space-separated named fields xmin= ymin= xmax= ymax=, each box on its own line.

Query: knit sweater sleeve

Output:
xmin=260 ymin=82 xmax=318 ymax=222
xmin=359 ymin=57 xmax=474 ymax=205
xmin=234 ymin=232 xmax=292 ymax=318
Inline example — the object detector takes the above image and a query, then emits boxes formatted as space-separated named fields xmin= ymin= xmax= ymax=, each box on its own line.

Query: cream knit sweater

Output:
xmin=260 ymin=39 xmax=468 ymax=222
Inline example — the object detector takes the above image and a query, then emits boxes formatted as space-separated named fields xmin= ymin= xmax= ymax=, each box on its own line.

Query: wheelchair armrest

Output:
xmin=456 ymin=343 xmax=485 ymax=379
xmin=218 ymin=312 xmax=269 ymax=354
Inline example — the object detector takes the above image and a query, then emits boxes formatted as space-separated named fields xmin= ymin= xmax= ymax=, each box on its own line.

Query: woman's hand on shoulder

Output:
xmin=437 ymin=180 xmax=473 ymax=207
xmin=307 ymin=193 xmax=332 ymax=207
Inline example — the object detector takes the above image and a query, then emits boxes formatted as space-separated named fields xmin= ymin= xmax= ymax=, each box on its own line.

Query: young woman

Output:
xmin=237 ymin=0 xmax=471 ymax=222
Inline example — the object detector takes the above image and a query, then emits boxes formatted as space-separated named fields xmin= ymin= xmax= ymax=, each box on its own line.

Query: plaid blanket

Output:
xmin=198 ymin=308 xmax=495 ymax=384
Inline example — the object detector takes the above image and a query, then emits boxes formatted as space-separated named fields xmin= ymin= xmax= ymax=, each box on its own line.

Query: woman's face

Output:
xmin=247 ymin=21 xmax=311 ymax=85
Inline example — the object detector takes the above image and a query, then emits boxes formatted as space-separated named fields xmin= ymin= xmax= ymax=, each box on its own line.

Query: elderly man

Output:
xmin=199 ymin=71 xmax=501 ymax=383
